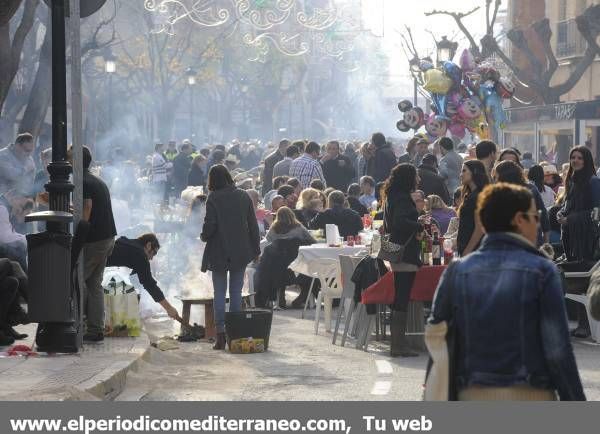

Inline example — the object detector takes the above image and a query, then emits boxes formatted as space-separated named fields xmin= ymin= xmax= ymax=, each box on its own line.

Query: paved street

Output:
xmin=116 ymin=308 xmax=600 ymax=401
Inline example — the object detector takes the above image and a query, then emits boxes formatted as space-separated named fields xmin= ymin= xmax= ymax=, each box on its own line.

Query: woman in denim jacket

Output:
xmin=430 ymin=183 xmax=585 ymax=400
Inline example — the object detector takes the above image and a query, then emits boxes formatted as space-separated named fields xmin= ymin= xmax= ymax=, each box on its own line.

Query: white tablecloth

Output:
xmin=289 ymin=245 xmax=367 ymax=277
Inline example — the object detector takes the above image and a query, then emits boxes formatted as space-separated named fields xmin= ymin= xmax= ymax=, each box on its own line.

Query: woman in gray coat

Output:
xmin=201 ymin=165 xmax=260 ymax=349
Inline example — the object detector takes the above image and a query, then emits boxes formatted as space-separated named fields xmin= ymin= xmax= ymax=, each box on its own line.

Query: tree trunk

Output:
xmin=156 ymin=102 xmax=176 ymax=143
xmin=0 ymin=0 xmax=38 ymax=115
xmin=19 ymin=12 xmax=51 ymax=138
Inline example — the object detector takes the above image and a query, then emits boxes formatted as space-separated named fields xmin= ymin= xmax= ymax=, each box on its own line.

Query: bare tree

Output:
xmin=0 ymin=0 xmax=39 ymax=115
xmin=18 ymin=1 xmax=117 ymax=138
xmin=426 ymin=1 xmax=600 ymax=104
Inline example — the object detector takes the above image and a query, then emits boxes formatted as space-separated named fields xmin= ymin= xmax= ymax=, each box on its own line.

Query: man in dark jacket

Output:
xmin=417 ymin=154 xmax=451 ymax=205
xmin=262 ymin=139 xmax=290 ymax=196
xmin=321 ymin=140 xmax=355 ymax=191
xmin=171 ymin=142 xmax=193 ymax=196
xmin=309 ymin=190 xmax=363 ymax=238
xmin=68 ymin=146 xmax=117 ymax=343
xmin=107 ymin=233 xmax=180 ymax=320
xmin=369 ymin=132 xmax=397 ymax=183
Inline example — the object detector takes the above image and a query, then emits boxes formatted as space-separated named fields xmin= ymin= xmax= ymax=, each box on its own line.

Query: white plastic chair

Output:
xmin=333 ymin=254 xmax=367 ymax=345
xmin=301 ymin=276 xmax=318 ymax=319
xmin=245 ymin=267 xmax=256 ymax=308
xmin=563 ymin=260 xmax=600 ymax=343
xmin=314 ymin=259 xmax=342 ymax=335
xmin=565 ymin=293 xmax=600 ymax=343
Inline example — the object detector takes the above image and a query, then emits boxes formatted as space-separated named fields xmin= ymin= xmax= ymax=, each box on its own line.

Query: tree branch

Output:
xmin=0 ymin=0 xmax=22 ymax=27
xmin=506 ymin=27 xmax=545 ymax=78
xmin=551 ymin=5 xmax=600 ymax=98
xmin=11 ymin=0 xmax=38 ymax=66
xmin=532 ymin=19 xmax=558 ymax=84
xmin=485 ymin=0 xmax=491 ymax=35
xmin=425 ymin=7 xmax=482 ymax=58
xmin=81 ymin=0 xmax=117 ymax=57
xmin=490 ymin=0 xmax=502 ymax=29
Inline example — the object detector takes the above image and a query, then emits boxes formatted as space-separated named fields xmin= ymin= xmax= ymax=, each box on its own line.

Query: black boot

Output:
xmin=390 ymin=311 xmax=418 ymax=357
xmin=1 ymin=277 xmax=19 ymax=346
xmin=213 ymin=332 xmax=226 ymax=350
xmin=277 ymin=287 xmax=287 ymax=309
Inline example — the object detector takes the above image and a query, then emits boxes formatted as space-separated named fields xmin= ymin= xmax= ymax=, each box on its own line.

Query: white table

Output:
xmin=290 ymin=245 xmax=367 ymax=332
xmin=289 ymin=244 xmax=368 ymax=277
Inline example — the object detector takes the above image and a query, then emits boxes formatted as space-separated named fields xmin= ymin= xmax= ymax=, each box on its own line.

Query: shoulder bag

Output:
xmin=377 ymin=200 xmax=415 ymax=263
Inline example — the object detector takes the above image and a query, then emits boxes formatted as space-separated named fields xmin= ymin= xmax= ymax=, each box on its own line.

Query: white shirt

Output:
xmin=0 ymin=203 xmax=26 ymax=247
xmin=539 ymin=187 xmax=556 ymax=208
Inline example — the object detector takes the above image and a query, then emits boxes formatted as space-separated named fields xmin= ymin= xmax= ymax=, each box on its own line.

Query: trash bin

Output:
xmin=26 ymin=231 xmax=72 ymax=322
xmin=225 ymin=309 xmax=273 ymax=353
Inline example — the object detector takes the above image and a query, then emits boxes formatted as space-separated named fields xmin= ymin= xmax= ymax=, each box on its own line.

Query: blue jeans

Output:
xmin=211 ymin=268 xmax=245 ymax=333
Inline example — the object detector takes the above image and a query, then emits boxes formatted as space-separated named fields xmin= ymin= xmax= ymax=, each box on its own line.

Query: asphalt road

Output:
xmin=116 ymin=308 xmax=600 ymax=401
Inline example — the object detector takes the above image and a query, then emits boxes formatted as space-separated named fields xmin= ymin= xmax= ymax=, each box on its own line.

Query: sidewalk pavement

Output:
xmin=0 ymin=324 xmax=150 ymax=401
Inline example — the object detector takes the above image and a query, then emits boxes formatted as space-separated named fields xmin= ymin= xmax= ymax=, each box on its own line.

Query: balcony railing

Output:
xmin=556 ymin=19 xmax=587 ymax=58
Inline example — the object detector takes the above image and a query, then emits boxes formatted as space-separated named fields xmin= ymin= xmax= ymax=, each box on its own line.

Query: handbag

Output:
xmin=377 ymin=201 xmax=415 ymax=263
xmin=423 ymin=262 xmax=458 ymax=401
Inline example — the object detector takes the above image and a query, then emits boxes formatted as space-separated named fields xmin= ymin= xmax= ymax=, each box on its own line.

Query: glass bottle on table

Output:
xmin=421 ymin=237 xmax=430 ymax=266
xmin=432 ymin=231 xmax=442 ymax=266
xmin=443 ymin=238 xmax=454 ymax=265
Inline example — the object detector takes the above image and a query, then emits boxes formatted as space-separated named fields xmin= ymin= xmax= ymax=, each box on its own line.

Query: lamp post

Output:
xmin=409 ymin=56 xmax=421 ymax=107
xmin=436 ymin=35 xmax=458 ymax=65
xmin=186 ymin=67 xmax=196 ymax=140
xmin=240 ymin=79 xmax=249 ymax=139
xmin=104 ymin=51 xmax=116 ymax=137
xmin=27 ymin=0 xmax=107 ymax=354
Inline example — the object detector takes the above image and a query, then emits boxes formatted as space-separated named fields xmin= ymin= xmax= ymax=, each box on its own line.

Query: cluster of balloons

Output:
xmin=396 ymin=49 xmax=515 ymax=141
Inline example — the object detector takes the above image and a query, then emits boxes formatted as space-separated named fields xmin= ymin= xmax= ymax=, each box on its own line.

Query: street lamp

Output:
xmin=104 ymin=51 xmax=116 ymax=133
xmin=409 ymin=56 xmax=421 ymax=107
xmin=240 ymin=78 xmax=249 ymax=139
xmin=436 ymin=35 xmax=458 ymax=65
xmin=186 ymin=67 xmax=197 ymax=139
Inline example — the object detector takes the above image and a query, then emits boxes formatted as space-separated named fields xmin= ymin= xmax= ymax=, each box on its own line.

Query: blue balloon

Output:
xmin=479 ymin=83 xmax=507 ymax=136
xmin=431 ymin=93 xmax=449 ymax=119
xmin=443 ymin=61 xmax=462 ymax=89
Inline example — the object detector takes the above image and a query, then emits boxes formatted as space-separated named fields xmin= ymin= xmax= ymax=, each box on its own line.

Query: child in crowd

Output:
xmin=359 ymin=175 xmax=376 ymax=210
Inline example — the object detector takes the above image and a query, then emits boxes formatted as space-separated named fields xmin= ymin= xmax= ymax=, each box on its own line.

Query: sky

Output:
xmin=360 ymin=0 xmax=493 ymax=94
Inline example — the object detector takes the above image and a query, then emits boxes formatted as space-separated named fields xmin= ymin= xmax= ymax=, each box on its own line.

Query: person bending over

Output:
xmin=107 ymin=233 xmax=180 ymax=320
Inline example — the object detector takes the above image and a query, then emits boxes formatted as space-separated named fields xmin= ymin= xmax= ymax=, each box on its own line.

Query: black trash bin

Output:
xmin=225 ymin=309 xmax=273 ymax=352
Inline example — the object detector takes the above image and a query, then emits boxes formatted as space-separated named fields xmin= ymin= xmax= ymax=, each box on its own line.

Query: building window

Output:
xmin=556 ymin=18 xmax=587 ymax=58
xmin=559 ymin=0 xmax=567 ymax=21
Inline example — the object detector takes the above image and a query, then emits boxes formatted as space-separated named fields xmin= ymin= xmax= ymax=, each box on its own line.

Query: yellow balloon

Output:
xmin=423 ymin=69 xmax=453 ymax=94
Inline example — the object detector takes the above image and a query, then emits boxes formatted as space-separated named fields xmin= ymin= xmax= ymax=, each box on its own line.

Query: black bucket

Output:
xmin=225 ymin=309 xmax=273 ymax=352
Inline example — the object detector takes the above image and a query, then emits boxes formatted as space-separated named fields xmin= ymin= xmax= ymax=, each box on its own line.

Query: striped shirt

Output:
xmin=151 ymin=152 xmax=171 ymax=183
xmin=289 ymin=154 xmax=326 ymax=189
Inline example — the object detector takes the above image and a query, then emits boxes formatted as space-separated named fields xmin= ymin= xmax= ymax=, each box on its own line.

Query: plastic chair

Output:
xmin=245 ymin=267 xmax=257 ymax=308
xmin=301 ymin=276 xmax=318 ymax=319
xmin=333 ymin=254 xmax=366 ymax=345
xmin=565 ymin=293 xmax=600 ymax=343
xmin=314 ymin=259 xmax=342 ymax=335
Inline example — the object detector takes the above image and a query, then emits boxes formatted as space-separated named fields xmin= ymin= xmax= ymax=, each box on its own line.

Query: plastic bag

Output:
xmin=103 ymin=268 xmax=142 ymax=337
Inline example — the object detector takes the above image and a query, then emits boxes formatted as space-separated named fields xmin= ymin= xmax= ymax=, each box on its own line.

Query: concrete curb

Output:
xmin=0 ymin=331 xmax=152 ymax=401
xmin=75 ymin=334 xmax=152 ymax=401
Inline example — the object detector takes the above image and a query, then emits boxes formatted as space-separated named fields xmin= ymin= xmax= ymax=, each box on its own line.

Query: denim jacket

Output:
xmin=429 ymin=232 xmax=586 ymax=400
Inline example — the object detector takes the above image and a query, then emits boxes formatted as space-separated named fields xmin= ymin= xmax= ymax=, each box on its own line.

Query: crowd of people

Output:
xmin=1 ymin=128 xmax=600 ymax=400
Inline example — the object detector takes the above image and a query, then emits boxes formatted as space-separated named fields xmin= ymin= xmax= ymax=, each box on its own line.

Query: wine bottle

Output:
xmin=432 ymin=232 xmax=442 ymax=265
